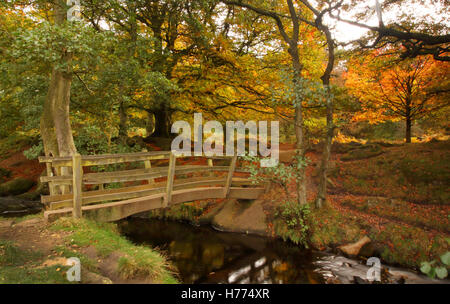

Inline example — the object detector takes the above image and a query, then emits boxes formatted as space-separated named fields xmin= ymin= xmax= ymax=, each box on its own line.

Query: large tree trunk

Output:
xmin=51 ymin=60 xmax=77 ymax=157
xmin=41 ymin=0 xmax=76 ymax=158
xmin=152 ymin=106 xmax=170 ymax=138
xmin=40 ymin=81 xmax=59 ymax=158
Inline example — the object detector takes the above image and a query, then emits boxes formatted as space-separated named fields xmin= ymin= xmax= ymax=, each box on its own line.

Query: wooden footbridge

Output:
xmin=38 ymin=151 xmax=265 ymax=222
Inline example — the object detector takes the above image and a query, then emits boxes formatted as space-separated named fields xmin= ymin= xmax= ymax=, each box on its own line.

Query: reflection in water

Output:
xmin=119 ymin=218 xmax=325 ymax=284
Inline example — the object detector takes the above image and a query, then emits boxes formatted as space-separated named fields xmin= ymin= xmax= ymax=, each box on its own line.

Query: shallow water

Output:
xmin=119 ymin=218 xmax=326 ymax=284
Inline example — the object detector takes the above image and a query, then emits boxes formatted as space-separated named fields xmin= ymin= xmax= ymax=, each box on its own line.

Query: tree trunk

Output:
xmin=51 ymin=60 xmax=77 ymax=157
xmin=40 ymin=76 xmax=59 ymax=158
xmin=316 ymin=88 xmax=333 ymax=208
xmin=118 ymin=101 xmax=128 ymax=144
xmin=290 ymin=46 xmax=307 ymax=206
xmin=145 ymin=111 xmax=155 ymax=136
xmin=152 ymin=106 xmax=170 ymax=138
xmin=405 ymin=116 xmax=412 ymax=143
xmin=315 ymin=27 xmax=335 ymax=209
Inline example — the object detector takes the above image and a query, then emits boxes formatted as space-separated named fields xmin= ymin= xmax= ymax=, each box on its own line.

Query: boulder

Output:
xmin=0 ymin=167 xmax=12 ymax=183
xmin=0 ymin=177 xmax=35 ymax=196
xmin=212 ymin=199 xmax=269 ymax=236
xmin=338 ymin=236 xmax=371 ymax=257
xmin=0 ymin=196 xmax=43 ymax=216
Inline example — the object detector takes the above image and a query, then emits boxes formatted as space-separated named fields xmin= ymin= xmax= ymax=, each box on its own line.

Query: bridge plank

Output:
xmin=44 ymin=186 xmax=265 ymax=223
xmin=45 ymin=177 xmax=256 ymax=209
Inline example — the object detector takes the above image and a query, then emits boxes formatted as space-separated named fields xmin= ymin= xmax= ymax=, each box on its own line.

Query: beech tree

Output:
xmin=345 ymin=51 xmax=450 ymax=143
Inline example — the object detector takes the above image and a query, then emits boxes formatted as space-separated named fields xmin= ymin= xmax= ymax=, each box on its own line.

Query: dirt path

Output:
xmin=0 ymin=218 xmax=67 ymax=256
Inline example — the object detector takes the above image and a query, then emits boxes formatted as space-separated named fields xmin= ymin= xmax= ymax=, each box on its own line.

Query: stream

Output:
xmin=118 ymin=218 xmax=444 ymax=284
xmin=119 ymin=218 xmax=326 ymax=284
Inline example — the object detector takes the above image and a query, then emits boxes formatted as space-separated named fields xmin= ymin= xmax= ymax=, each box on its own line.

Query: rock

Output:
xmin=314 ymin=254 xmax=450 ymax=284
xmin=353 ymin=276 xmax=370 ymax=284
xmin=338 ymin=236 xmax=371 ymax=257
xmin=0 ymin=178 xmax=35 ymax=196
xmin=359 ymin=241 xmax=384 ymax=258
xmin=0 ymin=167 xmax=12 ymax=183
xmin=212 ymin=199 xmax=269 ymax=236
xmin=0 ymin=196 xmax=43 ymax=215
xmin=81 ymin=269 xmax=113 ymax=284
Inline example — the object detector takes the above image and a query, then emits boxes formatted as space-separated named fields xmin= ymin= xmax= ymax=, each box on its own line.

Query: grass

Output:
xmin=307 ymin=205 xmax=363 ymax=250
xmin=0 ymin=240 xmax=71 ymax=284
xmin=50 ymin=217 xmax=178 ymax=283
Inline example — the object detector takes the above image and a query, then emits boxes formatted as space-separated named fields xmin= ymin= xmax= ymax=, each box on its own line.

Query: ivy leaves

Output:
xmin=420 ymin=240 xmax=450 ymax=280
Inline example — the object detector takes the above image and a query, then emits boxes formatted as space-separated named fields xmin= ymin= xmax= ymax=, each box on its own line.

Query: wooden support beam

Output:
xmin=207 ymin=158 xmax=213 ymax=177
xmin=224 ymin=155 xmax=237 ymax=198
xmin=45 ymin=162 xmax=56 ymax=196
xmin=142 ymin=149 xmax=154 ymax=184
xmin=72 ymin=153 xmax=83 ymax=218
xmin=164 ymin=153 xmax=176 ymax=207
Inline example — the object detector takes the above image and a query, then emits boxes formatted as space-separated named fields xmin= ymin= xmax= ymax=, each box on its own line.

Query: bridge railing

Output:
xmin=38 ymin=151 xmax=255 ymax=218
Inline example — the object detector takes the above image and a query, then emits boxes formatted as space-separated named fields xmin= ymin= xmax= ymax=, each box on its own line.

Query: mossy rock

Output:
xmin=0 ymin=167 xmax=12 ymax=183
xmin=0 ymin=178 xmax=35 ymax=196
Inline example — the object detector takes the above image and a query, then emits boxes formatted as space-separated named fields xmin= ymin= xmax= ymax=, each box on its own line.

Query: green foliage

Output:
xmin=420 ymin=240 xmax=450 ymax=279
xmin=23 ymin=142 xmax=44 ymax=160
xmin=274 ymin=201 xmax=310 ymax=247
xmin=241 ymin=154 xmax=308 ymax=198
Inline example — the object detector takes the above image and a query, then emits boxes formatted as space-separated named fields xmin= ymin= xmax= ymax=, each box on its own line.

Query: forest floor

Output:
xmin=0 ymin=138 xmax=448 ymax=282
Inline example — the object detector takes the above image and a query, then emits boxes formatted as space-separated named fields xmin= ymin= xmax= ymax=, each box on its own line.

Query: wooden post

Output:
xmin=223 ymin=155 xmax=237 ymax=198
xmin=164 ymin=153 xmax=176 ymax=207
xmin=142 ymin=149 xmax=154 ymax=184
xmin=45 ymin=162 xmax=56 ymax=196
xmin=72 ymin=153 xmax=83 ymax=218
xmin=207 ymin=158 xmax=213 ymax=177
